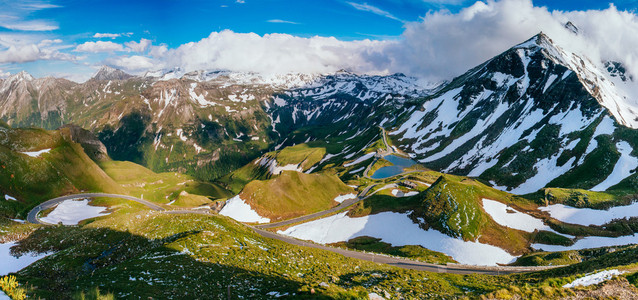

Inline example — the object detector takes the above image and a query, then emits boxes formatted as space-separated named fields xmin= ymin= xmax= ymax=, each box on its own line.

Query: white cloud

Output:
xmin=0 ymin=44 xmax=74 ymax=63
xmin=38 ymin=39 xmax=62 ymax=47
xmin=93 ymin=33 xmax=121 ymax=39
xmin=105 ymin=55 xmax=155 ymax=71
xmin=148 ymin=30 xmax=391 ymax=75
xmin=267 ymin=19 xmax=300 ymax=24
xmin=0 ymin=69 xmax=10 ymax=78
xmin=0 ymin=1 xmax=59 ymax=31
xmin=380 ymin=0 xmax=638 ymax=82
xmin=236 ymin=0 xmax=245 ymax=3
xmin=125 ymin=38 xmax=152 ymax=52
xmin=347 ymin=2 xmax=405 ymax=23
xmin=8 ymin=0 xmax=638 ymax=87
xmin=74 ymin=41 xmax=124 ymax=53
xmin=0 ymin=20 xmax=58 ymax=31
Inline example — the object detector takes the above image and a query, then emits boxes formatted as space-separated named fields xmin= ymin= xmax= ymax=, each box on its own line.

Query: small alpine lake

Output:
xmin=370 ymin=155 xmax=416 ymax=179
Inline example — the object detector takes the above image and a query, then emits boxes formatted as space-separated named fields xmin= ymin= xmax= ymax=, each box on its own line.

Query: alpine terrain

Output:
xmin=3 ymin=28 xmax=638 ymax=299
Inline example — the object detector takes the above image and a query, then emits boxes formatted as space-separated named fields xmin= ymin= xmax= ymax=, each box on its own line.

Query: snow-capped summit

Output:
xmin=143 ymin=67 xmax=184 ymax=81
xmin=91 ymin=65 xmax=132 ymax=81
xmin=10 ymin=71 xmax=35 ymax=82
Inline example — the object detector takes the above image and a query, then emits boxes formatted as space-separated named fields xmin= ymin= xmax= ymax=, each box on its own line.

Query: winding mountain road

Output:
xmin=26 ymin=193 xmax=164 ymax=224
xmin=25 ymin=192 xmax=557 ymax=275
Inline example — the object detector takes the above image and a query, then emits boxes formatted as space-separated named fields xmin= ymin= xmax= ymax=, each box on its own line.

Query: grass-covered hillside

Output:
xmin=3 ymin=206 xmax=638 ymax=299
xmin=239 ymin=171 xmax=354 ymax=221
xmin=99 ymin=160 xmax=232 ymax=207
xmin=0 ymin=125 xmax=125 ymax=218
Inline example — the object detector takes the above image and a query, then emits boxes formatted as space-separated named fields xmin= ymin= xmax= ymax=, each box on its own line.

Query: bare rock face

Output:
xmin=59 ymin=124 xmax=109 ymax=161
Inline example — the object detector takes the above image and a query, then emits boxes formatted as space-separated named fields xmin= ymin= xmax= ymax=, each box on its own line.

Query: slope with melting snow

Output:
xmin=278 ymin=211 xmax=516 ymax=266
xmin=393 ymin=33 xmax=635 ymax=194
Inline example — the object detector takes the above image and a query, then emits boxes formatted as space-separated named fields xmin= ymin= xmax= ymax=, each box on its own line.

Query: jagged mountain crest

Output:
xmin=91 ymin=65 xmax=133 ymax=81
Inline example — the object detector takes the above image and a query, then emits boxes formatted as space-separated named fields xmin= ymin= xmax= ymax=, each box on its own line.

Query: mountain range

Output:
xmin=4 ymin=31 xmax=638 ymax=298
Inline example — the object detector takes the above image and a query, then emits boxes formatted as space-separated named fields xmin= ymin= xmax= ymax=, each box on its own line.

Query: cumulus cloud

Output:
xmin=38 ymin=39 xmax=62 ymax=47
xmin=0 ymin=44 xmax=74 ymax=63
xmin=146 ymin=30 xmax=392 ymax=75
xmin=125 ymin=38 xmax=152 ymax=52
xmin=121 ymin=0 xmax=638 ymax=83
xmin=10 ymin=0 xmax=638 ymax=86
xmin=74 ymin=41 xmax=124 ymax=53
xmin=105 ymin=55 xmax=155 ymax=71
xmin=93 ymin=33 xmax=121 ymax=39
xmin=379 ymin=0 xmax=638 ymax=82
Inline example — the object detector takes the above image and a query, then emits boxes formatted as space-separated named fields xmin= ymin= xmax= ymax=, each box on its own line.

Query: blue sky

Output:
xmin=1 ymin=0 xmax=637 ymax=81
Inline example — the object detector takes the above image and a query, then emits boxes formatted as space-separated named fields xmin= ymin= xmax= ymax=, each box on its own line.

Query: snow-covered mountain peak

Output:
xmin=92 ymin=65 xmax=132 ymax=81
xmin=512 ymin=32 xmax=638 ymax=129
xmin=10 ymin=71 xmax=35 ymax=82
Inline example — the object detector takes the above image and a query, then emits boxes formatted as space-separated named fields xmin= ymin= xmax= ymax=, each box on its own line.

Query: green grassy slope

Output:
xmin=3 ymin=208 xmax=638 ymax=299
xmin=410 ymin=175 xmax=531 ymax=254
xmin=240 ymin=171 xmax=354 ymax=221
xmin=99 ymin=160 xmax=231 ymax=206
xmin=0 ymin=126 xmax=125 ymax=218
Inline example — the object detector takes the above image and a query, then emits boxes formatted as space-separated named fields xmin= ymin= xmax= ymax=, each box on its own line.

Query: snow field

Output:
xmin=482 ymin=199 xmax=555 ymax=233
xmin=278 ymin=211 xmax=516 ymax=265
xmin=563 ymin=270 xmax=623 ymax=288
xmin=219 ymin=195 xmax=270 ymax=224
xmin=0 ymin=242 xmax=52 ymax=276
xmin=20 ymin=148 xmax=50 ymax=157
xmin=40 ymin=199 xmax=111 ymax=225
xmin=334 ymin=193 xmax=357 ymax=203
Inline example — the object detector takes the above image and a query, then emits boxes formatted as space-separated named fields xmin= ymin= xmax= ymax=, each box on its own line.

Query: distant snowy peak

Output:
xmin=8 ymin=71 xmax=35 ymax=83
xmin=142 ymin=68 xmax=432 ymax=93
xmin=91 ymin=65 xmax=132 ymax=81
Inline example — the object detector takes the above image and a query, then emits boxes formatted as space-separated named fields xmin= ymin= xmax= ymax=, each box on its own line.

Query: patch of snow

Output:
xmin=591 ymin=141 xmax=638 ymax=191
xmin=539 ymin=201 xmax=638 ymax=226
xmin=344 ymin=153 xmax=375 ymax=167
xmin=548 ymin=105 xmax=592 ymax=136
xmin=348 ymin=166 xmax=365 ymax=174
xmin=273 ymin=96 xmax=287 ymax=107
xmin=391 ymin=189 xmax=418 ymax=197
xmin=563 ymin=270 xmax=623 ymax=288
xmin=543 ymin=74 xmax=558 ymax=93
xmin=219 ymin=195 xmax=270 ymax=224
xmin=40 ymin=199 xmax=111 ymax=225
xmin=278 ymin=211 xmax=517 ymax=265
xmin=20 ymin=148 xmax=51 ymax=157
xmin=334 ymin=193 xmax=357 ymax=203
xmin=482 ymin=199 xmax=554 ymax=233
xmin=0 ymin=242 xmax=52 ymax=276
xmin=594 ymin=116 xmax=616 ymax=136
xmin=533 ymin=234 xmax=638 ymax=251
xmin=258 ymin=157 xmax=303 ymax=175
xmin=510 ymin=155 xmax=576 ymax=194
